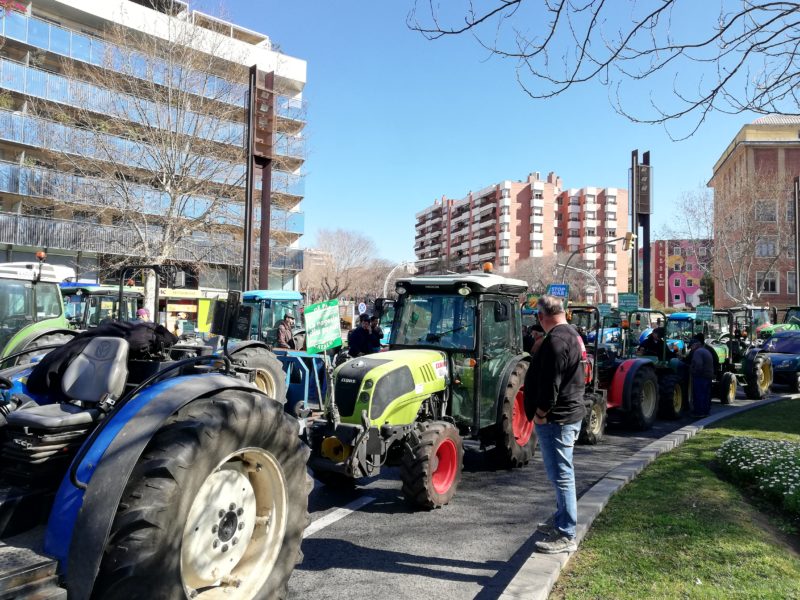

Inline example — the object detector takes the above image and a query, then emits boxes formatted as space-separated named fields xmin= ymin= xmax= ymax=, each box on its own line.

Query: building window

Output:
xmin=533 ymin=207 xmax=543 ymax=216
xmin=569 ymin=197 xmax=580 ymax=206
xmin=606 ymin=261 xmax=616 ymax=269
xmin=671 ymin=246 xmax=682 ymax=256
xmin=586 ymin=228 xmax=596 ymax=237
xmin=673 ymin=278 xmax=681 ymax=287
xmin=532 ymin=223 xmax=543 ymax=233
xmin=687 ymin=279 xmax=694 ymax=287
xmin=569 ymin=229 xmax=579 ymax=238
xmin=756 ymin=271 xmax=778 ymax=294
xmin=500 ymin=239 xmax=509 ymax=249
xmin=606 ymin=196 xmax=617 ymax=205
xmin=673 ymin=263 xmax=683 ymax=272
xmin=555 ymin=229 xmax=563 ymax=237
xmin=532 ymin=240 xmax=543 ymax=250
xmin=788 ymin=201 xmax=796 ymax=222
xmin=789 ymin=272 xmax=797 ymax=295
xmin=585 ymin=211 xmax=596 ymax=219
xmin=673 ymin=294 xmax=681 ymax=302
xmin=607 ymin=229 xmax=616 ymax=237
xmin=73 ymin=211 xmax=99 ymax=224
xmin=606 ymin=244 xmax=615 ymax=253
xmin=555 ymin=213 xmax=562 ymax=221
xmin=568 ymin=216 xmax=580 ymax=222
xmin=534 ymin=192 xmax=543 ymax=200
xmin=607 ymin=294 xmax=616 ymax=303
xmin=501 ymin=188 xmax=511 ymax=198
xmin=756 ymin=237 xmax=778 ymax=257
xmin=755 ymin=200 xmax=777 ymax=222
xmin=500 ymin=256 xmax=509 ymax=266
xmin=606 ymin=211 xmax=616 ymax=221
xmin=500 ymin=205 xmax=510 ymax=215
xmin=607 ymin=277 xmax=616 ymax=285
xmin=569 ymin=244 xmax=579 ymax=252
xmin=586 ymin=195 xmax=595 ymax=204
xmin=698 ymin=246 xmax=707 ymax=256
xmin=556 ymin=197 xmax=563 ymax=205
xmin=23 ymin=204 xmax=54 ymax=218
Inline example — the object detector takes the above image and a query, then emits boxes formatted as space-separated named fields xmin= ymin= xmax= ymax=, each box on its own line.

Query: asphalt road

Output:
xmin=287 ymin=396 xmax=772 ymax=600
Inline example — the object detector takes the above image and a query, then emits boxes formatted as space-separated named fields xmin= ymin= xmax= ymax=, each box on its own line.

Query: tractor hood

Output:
xmin=332 ymin=349 xmax=448 ymax=426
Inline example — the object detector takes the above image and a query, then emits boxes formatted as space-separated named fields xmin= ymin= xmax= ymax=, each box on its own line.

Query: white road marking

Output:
xmin=303 ymin=495 xmax=377 ymax=539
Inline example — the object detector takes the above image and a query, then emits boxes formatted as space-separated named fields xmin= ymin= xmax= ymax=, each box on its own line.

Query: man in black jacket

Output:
xmin=524 ymin=294 xmax=587 ymax=554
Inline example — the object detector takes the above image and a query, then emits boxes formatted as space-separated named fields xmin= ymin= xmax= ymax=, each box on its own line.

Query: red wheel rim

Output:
xmin=512 ymin=388 xmax=534 ymax=446
xmin=431 ymin=438 xmax=457 ymax=494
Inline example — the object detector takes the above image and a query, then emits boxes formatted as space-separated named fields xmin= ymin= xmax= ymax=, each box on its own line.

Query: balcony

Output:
xmin=0 ymin=212 xmax=303 ymax=270
xmin=583 ymin=219 xmax=600 ymax=228
xmin=582 ymin=251 xmax=600 ymax=261
xmin=604 ymin=219 xmax=618 ymax=228
xmin=567 ymin=236 xmax=580 ymax=246
xmin=568 ymin=204 xmax=581 ymax=214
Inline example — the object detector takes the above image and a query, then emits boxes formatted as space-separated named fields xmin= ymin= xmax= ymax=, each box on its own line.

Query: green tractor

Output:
xmin=308 ymin=271 xmax=533 ymax=509
xmin=0 ymin=261 xmax=77 ymax=364
xmin=758 ymin=305 xmax=800 ymax=340
xmin=60 ymin=282 xmax=143 ymax=329
xmin=720 ymin=305 xmax=774 ymax=399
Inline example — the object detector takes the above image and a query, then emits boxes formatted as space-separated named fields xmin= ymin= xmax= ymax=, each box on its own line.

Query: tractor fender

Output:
xmin=608 ymin=358 xmax=654 ymax=412
xmin=493 ymin=354 xmax=530 ymax=426
xmin=3 ymin=327 xmax=77 ymax=359
xmin=226 ymin=338 xmax=270 ymax=354
xmin=44 ymin=373 xmax=262 ymax=600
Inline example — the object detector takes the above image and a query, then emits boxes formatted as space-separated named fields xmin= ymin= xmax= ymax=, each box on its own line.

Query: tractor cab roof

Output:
xmin=60 ymin=282 xmax=142 ymax=298
xmin=668 ymin=312 xmax=696 ymax=321
xmin=396 ymin=273 xmax=528 ymax=296
xmin=243 ymin=290 xmax=303 ymax=302
xmin=0 ymin=262 xmax=75 ymax=283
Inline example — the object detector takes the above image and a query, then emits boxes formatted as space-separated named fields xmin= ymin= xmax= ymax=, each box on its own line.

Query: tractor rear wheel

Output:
xmin=718 ymin=372 xmax=737 ymax=404
xmin=579 ymin=393 xmax=606 ymax=445
xmin=400 ymin=421 xmax=463 ymax=509
xmin=230 ymin=346 xmax=287 ymax=403
xmin=93 ymin=390 xmax=311 ymax=600
xmin=658 ymin=374 xmax=685 ymax=420
xmin=18 ymin=331 xmax=77 ymax=365
xmin=744 ymin=354 xmax=772 ymax=399
xmin=627 ymin=367 xmax=659 ymax=430
xmin=493 ymin=361 xmax=535 ymax=468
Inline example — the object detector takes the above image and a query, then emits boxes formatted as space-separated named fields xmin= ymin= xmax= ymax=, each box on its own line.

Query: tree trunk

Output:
xmin=144 ymin=269 xmax=158 ymax=321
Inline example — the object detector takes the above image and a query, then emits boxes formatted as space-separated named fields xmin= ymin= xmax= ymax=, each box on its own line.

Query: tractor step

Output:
xmin=0 ymin=527 xmax=66 ymax=599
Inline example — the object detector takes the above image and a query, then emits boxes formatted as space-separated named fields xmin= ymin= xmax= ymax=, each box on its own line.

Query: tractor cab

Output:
xmin=728 ymin=305 xmax=775 ymax=352
xmin=621 ymin=309 xmax=672 ymax=362
xmin=60 ymin=283 xmax=142 ymax=330
xmin=243 ymin=290 xmax=305 ymax=349
xmin=666 ymin=312 xmax=697 ymax=356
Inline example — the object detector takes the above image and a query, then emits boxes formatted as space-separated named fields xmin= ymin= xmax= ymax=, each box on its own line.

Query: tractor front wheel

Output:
xmin=230 ymin=346 xmax=287 ymax=403
xmin=627 ymin=367 xmax=659 ymax=430
xmin=658 ymin=374 xmax=685 ymax=420
xmin=493 ymin=361 xmax=535 ymax=468
xmin=400 ymin=421 xmax=463 ymax=509
xmin=94 ymin=390 xmax=311 ymax=600
xmin=718 ymin=372 xmax=737 ymax=404
xmin=744 ymin=354 xmax=772 ymax=399
xmin=579 ymin=393 xmax=606 ymax=445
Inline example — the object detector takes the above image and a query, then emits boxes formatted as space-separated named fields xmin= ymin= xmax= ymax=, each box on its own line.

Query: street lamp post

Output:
xmin=558 ymin=263 xmax=603 ymax=303
xmin=560 ymin=234 xmax=634 ymax=284
xmin=383 ymin=258 xmax=438 ymax=297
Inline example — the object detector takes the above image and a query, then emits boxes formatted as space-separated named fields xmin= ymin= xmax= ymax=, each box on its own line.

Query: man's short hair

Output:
xmin=359 ymin=313 xmax=370 ymax=322
xmin=536 ymin=294 xmax=565 ymax=317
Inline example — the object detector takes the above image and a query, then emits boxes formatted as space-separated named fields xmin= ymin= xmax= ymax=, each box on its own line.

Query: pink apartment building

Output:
xmin=414 ymin=171 xmax=630 ymax=303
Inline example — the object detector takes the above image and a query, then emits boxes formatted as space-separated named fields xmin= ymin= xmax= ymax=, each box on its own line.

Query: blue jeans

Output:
xmin=535 ymin=420 xmax=582 ymax=539
xmin=692 ymin=375 xmax=712 ymax=416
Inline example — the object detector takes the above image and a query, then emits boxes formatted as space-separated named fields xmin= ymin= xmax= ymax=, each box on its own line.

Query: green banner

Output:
xmin=695 ymin=305 xmax=713 ymax=322
xmin=597 ymin=303 xmax=612 ymax=318
xmin=618 ymin=293 xmax=639 ymax=313
xmin=304 ymin=299 xmax=342 ymax=354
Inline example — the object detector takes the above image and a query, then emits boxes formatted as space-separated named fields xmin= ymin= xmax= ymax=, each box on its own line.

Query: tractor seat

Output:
xmin=61 ymin=337 xmax=129 ymax=404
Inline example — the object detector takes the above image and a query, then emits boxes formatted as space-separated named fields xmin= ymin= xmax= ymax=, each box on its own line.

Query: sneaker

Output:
xmin=536 ymin=522 xmax=557 ymax=537
xmin=535 ymin=534 xmax=578 ymax=554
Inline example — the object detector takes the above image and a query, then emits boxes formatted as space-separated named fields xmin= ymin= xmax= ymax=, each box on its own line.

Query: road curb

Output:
xmin=498 ymin=394 xmax=792 ymax=600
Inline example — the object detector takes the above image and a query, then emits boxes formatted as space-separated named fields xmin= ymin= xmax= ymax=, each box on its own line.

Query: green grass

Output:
xmin=551 ymin=398 xmax=800 ymax=600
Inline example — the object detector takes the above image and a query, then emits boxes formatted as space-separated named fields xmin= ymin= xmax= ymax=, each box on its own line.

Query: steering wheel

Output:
xmin=0 ymin=375 xmax=12 ymax=390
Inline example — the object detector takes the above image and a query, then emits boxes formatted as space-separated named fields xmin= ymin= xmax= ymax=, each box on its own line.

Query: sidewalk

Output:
xmin=498 ymin=394 xmax=790 ymax=600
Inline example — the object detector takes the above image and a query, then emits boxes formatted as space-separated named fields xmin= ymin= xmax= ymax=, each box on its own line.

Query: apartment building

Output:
xmin=0 ymin=0 xmax=306 ymax=308
xmin=414 ymin=171 xmax=629 ymax=304
xmin=651 ymin=239 xmax=712 ymax=308
xmin=709 ymin=115 xmax=800 ymax=309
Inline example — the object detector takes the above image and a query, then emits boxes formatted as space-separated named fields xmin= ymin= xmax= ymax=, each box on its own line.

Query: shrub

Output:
xmin=716 ymin=436 xmax=800 ymax=515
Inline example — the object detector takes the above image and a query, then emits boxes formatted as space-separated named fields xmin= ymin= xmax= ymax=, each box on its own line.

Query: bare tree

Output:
xmin=30 ymin=3 xmax=248 ymax=308
xmin=305 ymin=229 xmax=377 ymax=300
xmin=511 ymin=252 xmax=586 ymax=299
xmin=666 ymin=174 xmax=794 ymax=304
xmin=409 ymin=1 xmax=800 ymax=138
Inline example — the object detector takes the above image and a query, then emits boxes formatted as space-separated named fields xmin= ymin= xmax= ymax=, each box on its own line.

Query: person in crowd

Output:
xmin=523 ymin=323 xmax=545 ymax=355
xmin=369 ymin=315 xmax=384 ymax=351
xmin=689 ymin=333 xmax=714 ymax=417
xmin=639 ymin=326 xmax=673 ymax=359
xmin=348 ymin=313 xmax=374 ymax=357
xmin=276 ymin=310 xmax=297 ymax=350
xmin=173 ymin=312 xmax=189 ymax=337
xmin=523 ymin=295 xmax=586 ymax=554
xmin=134 ymin=307 xmax=150 ymax=323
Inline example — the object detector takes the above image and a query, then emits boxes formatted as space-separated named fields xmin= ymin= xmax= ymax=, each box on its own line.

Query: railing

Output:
xmin=0 ymin=212 xmax=303 ymax=270
xmin=0 ymin=159 xmax=304 ymax=234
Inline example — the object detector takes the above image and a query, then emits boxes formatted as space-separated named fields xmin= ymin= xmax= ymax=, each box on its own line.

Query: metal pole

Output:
xmin=562 ymin=236 xmax=629 ymax=284
xmin=383 ymin=262 xmax=408 ymax=298
xmin=242 ymin=65 xmax=258 ymax=292
xmin=557 ymin=263 xmax=602 ymax=302
xmin=258 ymin=158 xmax=272 ymax=290
xmin=631 ymin=150 xmax=639 ymax=296
xmin=795 ymin=176 xmax=800 ymax=305
xmin=641 ymin=151 xmax=651 ymax=308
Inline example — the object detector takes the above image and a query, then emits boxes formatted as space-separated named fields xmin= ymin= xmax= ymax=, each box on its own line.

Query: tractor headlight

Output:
xmin=458 ymin=285 xmax=470 ymax=296
xmin=363 ymin=379 xmax=374 ymax=389
xmin=358 ymin=392 xmax=370 ymax=404
xmin=396 ymin=286 xmax=407 ymax=295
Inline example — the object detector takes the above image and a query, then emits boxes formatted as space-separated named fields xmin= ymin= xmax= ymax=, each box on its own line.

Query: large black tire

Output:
xmin=658 ymin=373 xmax=685 ymax=420
xmin=93 ymin=390 xmax=311 ymax=600
xmin=627 ymin=367 xmax=659 ymax=430
xmin=718 ymin=371 xmax=737 ymax=404
xmin=17 ymin=331 xmax=77 ymax=365
xmin=579 ymin=392 xmax=606 ymax=445
xmin=230 ymin=346 xmax=287 ymax=403
xmin=400 ymin=421 xmax=463 ymax=509
xmin=744 ymin=354 xmax=772 ymax=399
xmin=493 ymin=361 xmax=535 ymax=467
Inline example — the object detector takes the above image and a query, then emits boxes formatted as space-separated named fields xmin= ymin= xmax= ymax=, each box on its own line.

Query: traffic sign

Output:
xmin=618 ymin=293 xmax=639 ymax=313
xmin=305 ymin=299 xmax=343 ymax=354
xmin=597 ymin=303 xmax=612 ymax=318
xmin=695 ymin=305 xmax=713 ymax=322
xmin=358 ymin=302 xmax=367 ymax=315
xmin=546 ymin=283 xmax=569 ymax=299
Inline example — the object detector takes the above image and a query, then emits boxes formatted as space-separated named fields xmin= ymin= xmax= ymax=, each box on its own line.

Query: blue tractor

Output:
xmin=0 ymin=291 xmax=310 ymax=599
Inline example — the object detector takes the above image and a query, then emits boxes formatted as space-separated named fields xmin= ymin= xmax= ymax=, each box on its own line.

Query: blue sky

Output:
xmin=224 ymin=1 xmax=754 ymax=263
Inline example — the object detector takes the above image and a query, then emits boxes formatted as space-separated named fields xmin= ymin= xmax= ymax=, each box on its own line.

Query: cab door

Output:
xmin=477 ymin=297 xmax=516 ymax=428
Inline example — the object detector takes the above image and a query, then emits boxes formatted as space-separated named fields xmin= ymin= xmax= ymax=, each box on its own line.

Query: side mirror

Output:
xmin=494 ymin=302 xmax=510 ymax=323
xmin=374 ymin=298 xmax=385 ymax=318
